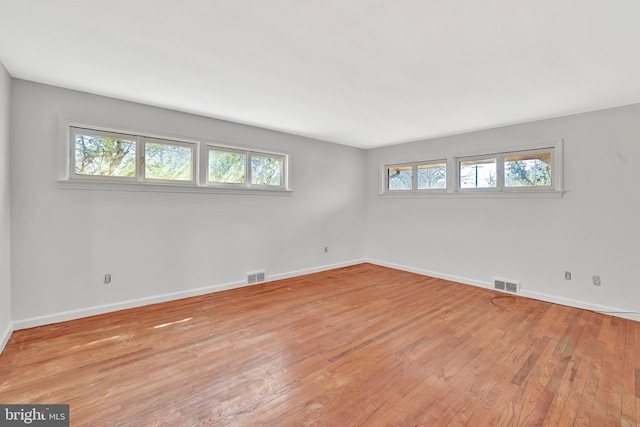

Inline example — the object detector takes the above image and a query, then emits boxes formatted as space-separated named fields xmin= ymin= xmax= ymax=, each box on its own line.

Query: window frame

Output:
xmin=385 ymin=159 xmax=448 ymax=193
xmin=381 ymin=140 xmax=563 ymax=198
xmin=502 ymin=148 xmax=554 ymax=192
xmin=141 ymin=137 xmax=197 ymax=186
xmin=205 ymin=144 xmax=287 ymax=190
xmin=61 ymin=120 xmax=291 ymax=194
xmin=456 ymin=154 xmax=498 ymax=192
xmin=385 ymin=162 xmax=414 ymax=193
xmin=416 ymin=161 xmax=448 ymax=191
xmin=456 ymin=148 xmax=555 ymax=193
xmin=69 ymin=126 xmax=141 ymax=183
xmin=248 ymin=151 xmax=287 ymax=190
xmin=206 ymin=146 xmax=248 ymax=188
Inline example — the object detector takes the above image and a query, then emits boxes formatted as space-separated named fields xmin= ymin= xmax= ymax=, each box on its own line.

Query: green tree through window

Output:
xmin=209 ymin=150 xmax=246 ymax=184
xmin=505 ymin=153 xmax=551 ymax=187
xmin=251 ymin=155 xmax=282 ymax=186
xmin=75 ymin=133 xmax=136 ymax=177
xmin=145 ymin=142 xmax=192 ymax=181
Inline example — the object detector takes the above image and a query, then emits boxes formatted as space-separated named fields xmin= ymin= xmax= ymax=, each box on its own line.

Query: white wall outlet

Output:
xmin=592 ymin=275 xmax=601 ymax=286
xmin=564 ymin=271 xmax=571 ymax=280
xmin=104 ymin=274 xmax=111 ymax=284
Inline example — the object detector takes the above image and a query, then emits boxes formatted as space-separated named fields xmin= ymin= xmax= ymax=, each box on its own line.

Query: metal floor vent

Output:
xmin=247 ymin=271 xmax=266 ymax=285
xmin=494 ymin=278 xmax=520 ymax=294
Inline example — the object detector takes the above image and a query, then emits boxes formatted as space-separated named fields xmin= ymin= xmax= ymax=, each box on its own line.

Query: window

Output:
xmin=207 ymin=146 xmax=286 ymax=189
xmin=504 ymin=150 xmax=551 ymax=188
xmin=456 ymin=148 xmax=553 ymax=192
xmin=417 ymin=162 xmax=446 ymax=190
xmin=71 ymin=127 xmax=195 ymax=185
xmin=144 ymin=139 xmax=194 ymax=183
xmin=387 ymin=165 xmax=412 ymax=191
xmin=458 ymin=156 xmax=497 ymax=189
xmin=386 ymin=161 xmax=447 ymax=192
xmin=208 ymin=148 xmax=246 ymax=185
xmin=66 ymin=124 xmax=289 ymax=193
xmin=251 ymin=154 xmax=283 ymax=187
xmin=382 ymin=141 xmax=562 ymax=197
xmin=73 ymin=128 xmax=137 ymax=179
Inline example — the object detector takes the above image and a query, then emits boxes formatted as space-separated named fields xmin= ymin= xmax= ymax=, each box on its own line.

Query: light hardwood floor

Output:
xmin=1 ymin=264 xmax=638 ymax=426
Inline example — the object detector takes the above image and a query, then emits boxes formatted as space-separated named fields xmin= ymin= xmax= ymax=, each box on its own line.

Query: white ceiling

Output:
xmin=1 ymin=1 xmax=639 ymax=149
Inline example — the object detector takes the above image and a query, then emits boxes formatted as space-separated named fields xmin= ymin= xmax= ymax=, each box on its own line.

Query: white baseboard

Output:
xmin=13 ymin=279 xmax=245 ymax=330
xmin=267 ymin=259 xmax=367 ymax=282
xmin=0 ymin=321 xmax=13 ymax=355
xmin=367 ymin=259 xmax=492 ymax=289
xmin=520 ymin=290 xmax=640 ymax=322
xmin=13 ymin=257 xmax=637 ymax=332
xmin=12 ymin=258 xmax=367 ymax=331
xmin=367 ymin=258 xmax=640 ymax=322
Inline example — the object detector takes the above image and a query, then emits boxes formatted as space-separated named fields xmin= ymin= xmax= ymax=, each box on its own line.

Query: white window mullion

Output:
xmin=137 ymin=137 xmax=145 ymax=183
xmin=497 ymin=153 xmax=505 ymax=192
xmin=412 ymin=163 xmax=418 ymax=193
xmin=198 ymin=142 xmax=207 ymax=186
xmin=447 ymin=156 xmax=455 ymax=194
xmin=246 ymin=152 xmax=253 ymax=188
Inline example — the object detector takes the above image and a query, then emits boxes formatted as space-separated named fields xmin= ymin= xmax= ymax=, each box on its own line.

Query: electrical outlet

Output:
xmin=564 ymin=271 xmax=572 ymax=280
xmin=104 ymin=274 xmax=111 ymax=284
xmin=592 ymin=275 xmax=601 ymax=286
xmin=324 ymin=246 xmax=328 ymax=253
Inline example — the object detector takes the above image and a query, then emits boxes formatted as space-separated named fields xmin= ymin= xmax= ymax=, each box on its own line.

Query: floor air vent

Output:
xmin=247 ymin=271 xmax=266 ymax=285
xmin=494 ymin=277 xmax=520 ymax=294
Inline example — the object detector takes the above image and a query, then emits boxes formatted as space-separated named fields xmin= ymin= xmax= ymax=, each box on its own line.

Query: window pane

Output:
xmin=459 ymin=158 xmax=497 ymax=188
xmin=505 ymin=152 xmax=552 ymax=187
xmin=209 ymin=150 xmax=246 ymax=184
xmin=418 ymin=163 xmax=446 ymax=189
xmin=74 ymin=130 xmax=136 ymax=177
xmin=388 ymin=166 xmax=412 ymax=190
xmin=145 ymin=142 xmax=193 ymax=181
xmin=251 ymin=154 xmax=283 ymax=186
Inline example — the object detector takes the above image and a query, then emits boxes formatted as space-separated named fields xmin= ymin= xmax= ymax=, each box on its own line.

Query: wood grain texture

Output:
xmin=0 ymin=263 xmax=638 ymax=426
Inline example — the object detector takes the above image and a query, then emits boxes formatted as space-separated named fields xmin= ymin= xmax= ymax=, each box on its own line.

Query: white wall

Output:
xmin=365 ymin=104 xmax=640 ymax=319
xmin=0 ymin=62 xmax=11 ymax=350
xmin=10 ymin=80 xmax=366 ymax=326
xmin=8 ymin=77 xmax=640 ymax=332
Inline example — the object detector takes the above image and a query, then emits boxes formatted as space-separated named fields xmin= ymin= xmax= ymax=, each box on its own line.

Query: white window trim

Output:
xmin=141 ymin=137 xmax=198 ymax=186
xmin=380 ymin=140 xmax=564 ymax=198
xmin=502 ymin=147 xmax=556 ymax=192
xmin=205 ymin=146 xmax=249 ymax=188
xmin=385 ymin=163 xmax=413 ymax=193
xmin=68 ymin=126 xmax=141 ymax=183
xmin=58 ymin=119 xmax=292 ymax=195
xmin=247 ymin=151 xmax=287 ymax=190
xmin=205 ymin=144 xmax=287 ymax=190
xmin=456 ymin=153 xmax=500 ymax=193
xmin=385 ymin=160 xmax=448 ymax=193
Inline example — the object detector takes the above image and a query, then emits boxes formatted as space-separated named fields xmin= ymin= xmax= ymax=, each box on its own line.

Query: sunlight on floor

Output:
xmin=153 ymin=317 xmax=193 ymax=329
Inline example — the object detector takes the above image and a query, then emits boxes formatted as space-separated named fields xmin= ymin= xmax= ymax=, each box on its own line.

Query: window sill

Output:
xmin=379 ymin=190 xmax=564 ymax=199
xmin=57 ymin=180 xmax=293 ymax=196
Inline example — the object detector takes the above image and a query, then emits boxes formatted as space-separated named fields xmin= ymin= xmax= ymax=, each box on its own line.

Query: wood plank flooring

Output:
xmin=1 ymin=263 xmax=639 ymax=426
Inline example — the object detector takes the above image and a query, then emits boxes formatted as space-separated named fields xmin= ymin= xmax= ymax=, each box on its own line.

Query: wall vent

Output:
xmin=247 ymin=271 xmax=266 ymax=285
xmin=494 ymin=277 xmax=520 ymax=294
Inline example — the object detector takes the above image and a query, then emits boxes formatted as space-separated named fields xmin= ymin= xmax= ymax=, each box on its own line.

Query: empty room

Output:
xmin=1 ymin=1 xmax=639 ymax=426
